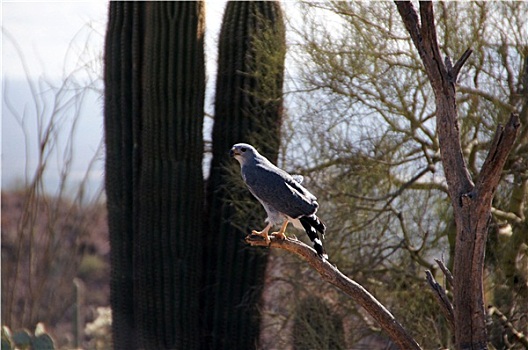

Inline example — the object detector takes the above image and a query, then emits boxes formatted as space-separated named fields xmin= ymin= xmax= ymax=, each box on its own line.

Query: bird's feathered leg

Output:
xmin=251 ymin=223 xmax=272 ymax=243
xmin=271 ymin=219 xmax=289 ymax=240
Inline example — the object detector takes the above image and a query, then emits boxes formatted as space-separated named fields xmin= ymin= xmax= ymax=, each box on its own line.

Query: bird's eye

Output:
xmin=241 ymin=147 xmax=247 ymax=152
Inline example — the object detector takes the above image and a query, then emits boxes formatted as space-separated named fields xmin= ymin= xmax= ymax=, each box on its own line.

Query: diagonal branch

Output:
xmin=425 ymin=270 xmax=455 ymax=334
xmin=395 ymin=2 xmax=423 ymax=64
xmin=434 ymin=258 xmax=454 ymax=286
xmin=245 ymin=234 xmax=422 ymax=350
xmin=418 ymin=1 xmax=447 ymax=83
xmin=452 ymin=48 xmax=473 ymax=82
xmin=475 ymin=113 xmax=521 ymax=204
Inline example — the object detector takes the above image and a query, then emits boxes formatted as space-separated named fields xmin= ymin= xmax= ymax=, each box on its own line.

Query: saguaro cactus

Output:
xmin=104 ymin=3 xmax=144 ymax=348
xmin=203 ymin=1 xmax=286 ymax=348
xmin=292 ymin=297 xmax=345 ymax=350
xmin=104 ymin=2 xmax=205 ymax=349
xmin=135 ymin=3 xmax=205 ymax=349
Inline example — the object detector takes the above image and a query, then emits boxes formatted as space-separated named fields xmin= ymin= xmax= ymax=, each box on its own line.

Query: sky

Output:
xmin=3 ymin=1 xmax=108 ymax=80
xmin=2 ymin=1 xmax=228 ymax=199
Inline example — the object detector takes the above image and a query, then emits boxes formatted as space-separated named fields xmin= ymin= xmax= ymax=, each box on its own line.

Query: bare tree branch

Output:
xmin=434 ymin=258 xmax=454 ymax=286
xmin=488 ymin=306 xmax=528 ymax=348
xmin=245 ymin=234 xmax=422 ymax=350
xmin=475 ymin=113 xmax=521 ymax=204
xmin=396 ymin=1 xmax=474 ymax=199
xmin=491 ymin=207 xmax=523 ymax=224
xmin=425 ymin=270 xmax=455 ymax=334
xmin=452 ymin=48 xmax=473 ymax=83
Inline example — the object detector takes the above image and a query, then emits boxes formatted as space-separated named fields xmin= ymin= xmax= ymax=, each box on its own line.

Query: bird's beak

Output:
xmin=230 ymin=148 xmax=240 ymax=157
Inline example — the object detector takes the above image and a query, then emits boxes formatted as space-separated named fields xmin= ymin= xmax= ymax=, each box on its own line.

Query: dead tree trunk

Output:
xmin=395 ymin=2 xmax=521 ymax=349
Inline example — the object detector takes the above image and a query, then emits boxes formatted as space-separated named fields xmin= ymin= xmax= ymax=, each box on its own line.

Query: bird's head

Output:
xmin=230 ymin=143 xmax=258 ymax=165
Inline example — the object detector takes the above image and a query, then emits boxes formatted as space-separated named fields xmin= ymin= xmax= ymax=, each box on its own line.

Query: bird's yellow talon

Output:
xmin=251 ymin=227 xmax=271 ymax=243
xmin=271 ymin=219 xmax=289 ymax=240
xmin=272 ymin=231 xmax=287 ymax=240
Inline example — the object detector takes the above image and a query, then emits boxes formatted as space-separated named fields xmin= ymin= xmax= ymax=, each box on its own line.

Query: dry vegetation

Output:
xmin=1 ymin=190 xmax=110 ymax=348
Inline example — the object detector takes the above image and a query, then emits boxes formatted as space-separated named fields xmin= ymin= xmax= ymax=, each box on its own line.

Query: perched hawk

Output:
xmin=230 ymin=143 xmax=327 ymax=259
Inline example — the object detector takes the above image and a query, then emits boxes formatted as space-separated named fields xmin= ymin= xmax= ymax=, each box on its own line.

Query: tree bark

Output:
xmin=245 ymin=235 xmax=422 ymax=350
xmin=395 ymin=2 xmax=521 ymax=349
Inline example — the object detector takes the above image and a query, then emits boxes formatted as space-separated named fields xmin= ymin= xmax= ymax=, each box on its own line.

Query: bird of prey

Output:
xmin=230 ymin=143 xmax=327 ymax=259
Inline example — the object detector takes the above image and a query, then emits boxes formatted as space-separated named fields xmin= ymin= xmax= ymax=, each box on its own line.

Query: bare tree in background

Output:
xmin=396 ymin=2 xmax=520 ymax=348
xmin=2 ymin=28 xmax=105 ymax=348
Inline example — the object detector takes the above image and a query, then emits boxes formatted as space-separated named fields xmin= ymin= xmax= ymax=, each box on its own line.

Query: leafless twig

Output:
xmin=425 ymin=270 xmax=455 ymax=333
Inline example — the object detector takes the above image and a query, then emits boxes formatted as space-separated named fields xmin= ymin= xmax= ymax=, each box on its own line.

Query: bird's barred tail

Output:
xmin=299 ymin=215 xmax=328 ymax=259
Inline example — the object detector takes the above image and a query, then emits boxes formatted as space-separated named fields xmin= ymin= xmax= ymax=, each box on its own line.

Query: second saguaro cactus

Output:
xmin=203 ymin=1 xmax=286 ymax=349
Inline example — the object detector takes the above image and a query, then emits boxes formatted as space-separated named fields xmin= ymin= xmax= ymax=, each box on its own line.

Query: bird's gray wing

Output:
xmin=242 ymin=162 xmax=318 ymax=219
